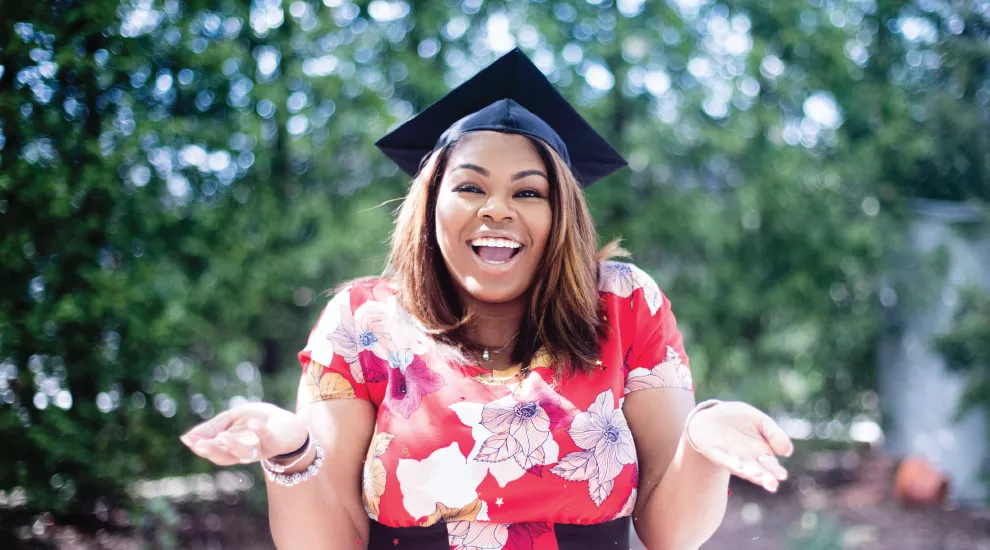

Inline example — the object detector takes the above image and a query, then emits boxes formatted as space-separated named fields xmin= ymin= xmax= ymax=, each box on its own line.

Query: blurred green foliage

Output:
xmin=0 ymin=0 xmax=988 ymax=538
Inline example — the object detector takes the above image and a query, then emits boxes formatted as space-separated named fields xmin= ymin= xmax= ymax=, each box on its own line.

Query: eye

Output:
xmin=453 ymin=184 xmax=483 ymax=194
xmin=515 ymin=189 xmax=546 ymax=199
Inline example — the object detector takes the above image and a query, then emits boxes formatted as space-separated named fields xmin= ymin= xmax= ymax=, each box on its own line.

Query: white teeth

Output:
xmin=470 ymin=237 xmax=521 ymax=248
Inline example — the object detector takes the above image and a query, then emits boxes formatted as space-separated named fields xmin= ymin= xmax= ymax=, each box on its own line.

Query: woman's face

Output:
xmin=435 ymin=132 xmax=553 ymax=305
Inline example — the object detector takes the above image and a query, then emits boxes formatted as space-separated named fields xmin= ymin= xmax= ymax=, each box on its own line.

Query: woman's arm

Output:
xmin=266 ymin=399 xmax=376 ymax=549
xmin=181 ymin=398 xmax=376 ymax=549
xmin=624 ymin=388 xmax=729 ymax=550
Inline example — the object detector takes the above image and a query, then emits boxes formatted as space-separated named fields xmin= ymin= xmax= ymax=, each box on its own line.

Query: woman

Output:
xmin=181 ymin=49 xmax=793 ymax=550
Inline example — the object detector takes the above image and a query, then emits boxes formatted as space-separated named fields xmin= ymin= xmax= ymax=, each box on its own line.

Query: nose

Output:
xmin=478 ymin=195 xmax=514 ymax=223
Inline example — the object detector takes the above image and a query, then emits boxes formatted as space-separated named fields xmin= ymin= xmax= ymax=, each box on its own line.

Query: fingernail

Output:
xmin=236 ymin=446 xmax=260 ymax=464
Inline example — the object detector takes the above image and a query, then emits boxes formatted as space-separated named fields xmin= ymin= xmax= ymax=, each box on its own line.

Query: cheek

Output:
xmin=434 ymin=195 xmax=468 ymax=246
xmin=526 ymin=205 xmax=553 ymax=253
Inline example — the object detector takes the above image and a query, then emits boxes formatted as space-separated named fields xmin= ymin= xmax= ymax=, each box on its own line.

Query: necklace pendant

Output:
xmin=482 ymin=349 xmax=490 ymax=362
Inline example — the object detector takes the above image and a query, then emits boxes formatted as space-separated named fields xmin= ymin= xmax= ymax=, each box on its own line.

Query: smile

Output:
xmin=469 ymin=237 xmax=523 ymax=266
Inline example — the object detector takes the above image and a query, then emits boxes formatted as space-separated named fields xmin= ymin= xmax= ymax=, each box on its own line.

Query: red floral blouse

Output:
xmin=296 ymin=261 xmax=694 ymax=550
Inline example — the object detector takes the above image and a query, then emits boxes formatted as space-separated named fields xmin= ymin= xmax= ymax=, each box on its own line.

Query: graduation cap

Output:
xmin=375 ymin=48 xmax=627 ymax=187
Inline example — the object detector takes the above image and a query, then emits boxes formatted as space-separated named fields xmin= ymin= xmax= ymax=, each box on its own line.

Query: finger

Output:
xmin=216 ymin=431 xmax=262 ymax=463
xmin=188 ymin=439 xmax=244 ymax=467
xmin=739 ymin=458 xmax=780 ymax=493
xmin=758 ymin=454 xmax=789 ymax=481
xmin=757 ymin=414 xmax=794 ymax=457
xmin=180 ymin=409 xmax=236 ymax=445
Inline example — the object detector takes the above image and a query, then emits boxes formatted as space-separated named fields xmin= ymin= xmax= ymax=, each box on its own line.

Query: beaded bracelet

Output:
xmin=262 ymin=439 xmax=325 ymax=487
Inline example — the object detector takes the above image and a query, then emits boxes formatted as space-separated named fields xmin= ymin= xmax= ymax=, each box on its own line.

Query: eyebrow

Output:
xmin=452 ymin=164 xmax=548 ymax=181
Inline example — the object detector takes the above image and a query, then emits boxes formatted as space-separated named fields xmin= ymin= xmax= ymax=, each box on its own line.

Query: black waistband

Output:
xmin=367 ymin=516 xmax=631 ymax=550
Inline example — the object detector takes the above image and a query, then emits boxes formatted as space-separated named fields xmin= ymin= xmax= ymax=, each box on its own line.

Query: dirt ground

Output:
xmin=695 ymin=479 xmax=990 ymax=550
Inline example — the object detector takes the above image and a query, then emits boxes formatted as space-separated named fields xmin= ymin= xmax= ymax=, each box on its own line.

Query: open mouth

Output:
xmin=469 ymin=237 xmax=523 ymax=265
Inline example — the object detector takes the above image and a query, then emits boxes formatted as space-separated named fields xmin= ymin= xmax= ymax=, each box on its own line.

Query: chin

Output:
xmin=461 ymin=276 xmax=532 ymax=305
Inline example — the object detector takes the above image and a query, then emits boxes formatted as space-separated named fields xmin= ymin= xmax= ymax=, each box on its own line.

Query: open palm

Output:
xmin=686 ymin=401 xmax=794 ymax=492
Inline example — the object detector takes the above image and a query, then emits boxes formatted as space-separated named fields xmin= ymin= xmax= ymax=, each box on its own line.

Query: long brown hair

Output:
xmin=385 ymin=134 xmax=625 ymax=376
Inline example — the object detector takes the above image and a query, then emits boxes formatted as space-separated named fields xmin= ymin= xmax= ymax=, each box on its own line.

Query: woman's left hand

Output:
xmin=685 ymin=401 xmax=795 ymax=492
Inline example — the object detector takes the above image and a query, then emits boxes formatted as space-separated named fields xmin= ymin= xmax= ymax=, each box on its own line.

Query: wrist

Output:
xmin=263 ymin=429 xmax=316 ymax=474
xmin=684 ymin=399 xmax=722 ymax=453
xmin=271 ymin=431 xmax=311 ymax=461
xmin=268 ymin=443 xmax=318 ymax=475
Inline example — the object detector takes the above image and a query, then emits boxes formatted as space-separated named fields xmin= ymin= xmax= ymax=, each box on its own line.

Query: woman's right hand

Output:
xmin=180 ymin=402 xmax=309 ymax=466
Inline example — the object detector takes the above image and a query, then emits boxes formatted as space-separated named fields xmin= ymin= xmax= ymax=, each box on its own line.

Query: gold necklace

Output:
xmin=482 ymin=332 xmax=519 ymax=362
xmin=484 ymin=364 xmax=524 ymax=384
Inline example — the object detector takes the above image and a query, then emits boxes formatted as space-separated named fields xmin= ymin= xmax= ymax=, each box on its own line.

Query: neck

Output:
xmin=458 ymin=291 xmax=526 ymax=368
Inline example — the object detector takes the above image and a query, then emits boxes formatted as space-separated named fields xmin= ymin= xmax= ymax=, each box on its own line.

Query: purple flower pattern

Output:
xmin=550 ymin=389 xmax=636 ymax=507
xmin=476 ymin=380 xmax=574 ymax=471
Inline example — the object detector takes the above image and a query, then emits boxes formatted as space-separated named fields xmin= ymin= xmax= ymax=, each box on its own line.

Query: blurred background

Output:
xmin=1 ymin=0 xmax=989 ymax=548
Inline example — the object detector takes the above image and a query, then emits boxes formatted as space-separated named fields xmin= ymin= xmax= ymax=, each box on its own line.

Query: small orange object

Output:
xmin=893 ymin=456 xmax=948 ymax=506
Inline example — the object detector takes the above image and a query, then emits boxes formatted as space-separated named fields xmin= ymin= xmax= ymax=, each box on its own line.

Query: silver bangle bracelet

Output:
xmin=262 ymin=432 xmax=313 ymax=474
xmin=262 ymin=439 xmax=325 ymax=486
xmin=684 ymin=399 xmax=722 ymax=453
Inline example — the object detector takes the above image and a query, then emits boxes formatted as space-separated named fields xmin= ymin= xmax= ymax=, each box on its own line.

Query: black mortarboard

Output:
xmin=375 ymin=48 xmax=627 ymax=187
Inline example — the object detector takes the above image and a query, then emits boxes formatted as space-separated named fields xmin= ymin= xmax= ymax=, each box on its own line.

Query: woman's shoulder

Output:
xmin=597 ymin=260 xmax=665 ymax=317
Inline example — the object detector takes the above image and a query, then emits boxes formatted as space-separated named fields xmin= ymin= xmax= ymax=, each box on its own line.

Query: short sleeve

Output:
xmin=599 ymin=261 xmax=694 ymax=395
xmin=296 ymin=287 xmax=372 ymax=409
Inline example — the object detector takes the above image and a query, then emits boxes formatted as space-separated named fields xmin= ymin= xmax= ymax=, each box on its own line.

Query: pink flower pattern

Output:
xmin=382 ymin=356 xmax=445 ymax=419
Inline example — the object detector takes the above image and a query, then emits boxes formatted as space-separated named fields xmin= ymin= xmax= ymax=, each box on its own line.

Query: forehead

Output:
xmin=446 ymin=131 xmax=544 ymax=168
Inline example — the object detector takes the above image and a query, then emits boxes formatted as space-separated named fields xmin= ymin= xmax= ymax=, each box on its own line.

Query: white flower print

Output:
xmin=450 ymin=376 xmax=569 ymax=486
xmin=550 ymin=389 xmax=637 ymax=507
xmin=475 ymin=379 xmax=574 ymax=471
xmin=598 ymin=261 xmax=663 ymax=316
xmin=387 ymin=296 xmax=429 ymax=356
xmin=396 ymin=443 xmax=490 ymax=520
xmin=447 ymin=521 xmax=509 ymax=550
xmin=303 ymin=290 xmax=348 ymax=367
xmin=352 ymin=299 xmax=394 ymax=359
xmin=625 ymin=345 xmax=694 ymax=393
xmin=613 ymin=488 xmax=637 ymax=519
xmin=362 ymin=431 xmax=395 ymax=520
xmin=301 ymin=289 xmax=367 ymax=384
xmin=335 ymin=295 xmax=429 ymax=384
